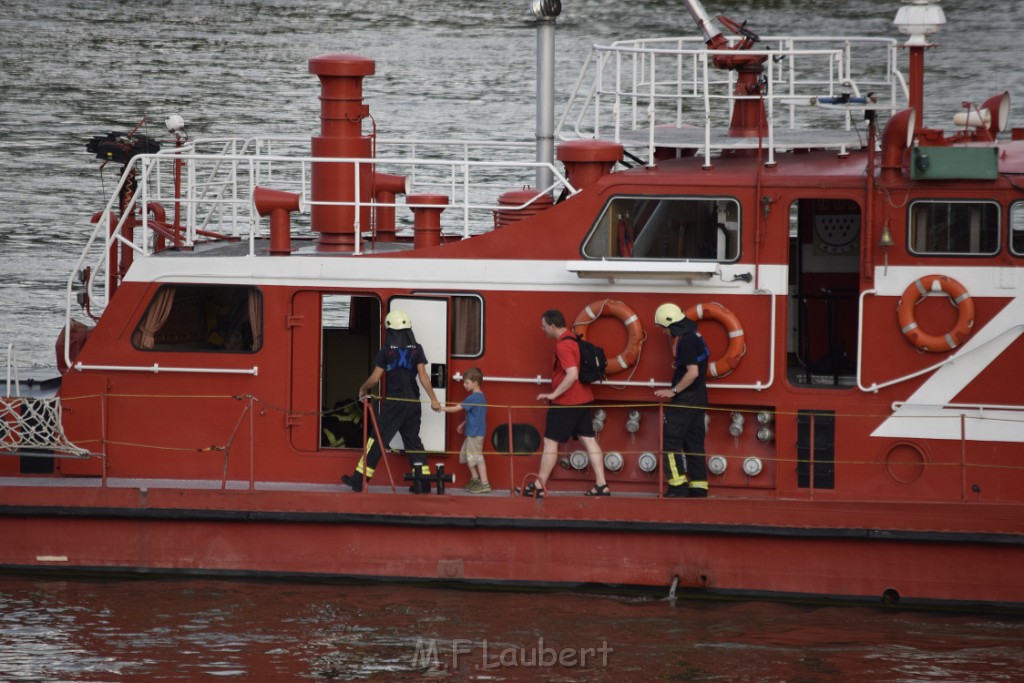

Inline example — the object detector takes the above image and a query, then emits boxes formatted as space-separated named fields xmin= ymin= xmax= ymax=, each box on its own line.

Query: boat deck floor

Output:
xmin=0 ymin=477 xmax=656 ymax=498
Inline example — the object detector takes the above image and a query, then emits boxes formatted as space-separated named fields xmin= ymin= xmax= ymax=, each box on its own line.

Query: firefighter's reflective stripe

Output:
xmin=356 ymin=448 xmax=376 ymax=478
xmin=665 ymin=452 xmax=688 ymax=487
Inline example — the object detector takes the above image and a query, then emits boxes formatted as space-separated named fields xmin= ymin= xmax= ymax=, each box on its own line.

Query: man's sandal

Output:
xmin=585 ymin=484 xmax=611 ymax=497
xmin=516 ymin=482 xmax=545 ymax=499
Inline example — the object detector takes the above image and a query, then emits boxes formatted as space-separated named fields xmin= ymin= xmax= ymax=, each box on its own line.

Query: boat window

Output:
xmin=1011 ymin=202 xmax=1024 ymax=256
xmin=582 ymin=196 xmax=740 ymax=261
xmin=907 ymin=200 xmax=999 ymax=256
xmin=132 ymin=285 xmax=262 ymax=353
xmin=452 ymin=295 xmax=483 ymax=358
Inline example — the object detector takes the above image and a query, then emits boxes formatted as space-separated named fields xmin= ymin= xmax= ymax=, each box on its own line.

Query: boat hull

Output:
xmin=2 ymin=483 xmax=1021 ymax=610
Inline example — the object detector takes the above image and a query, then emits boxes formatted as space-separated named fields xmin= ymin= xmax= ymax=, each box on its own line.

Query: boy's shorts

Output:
xmin=460 ymin=435 xmax=485 ymax=467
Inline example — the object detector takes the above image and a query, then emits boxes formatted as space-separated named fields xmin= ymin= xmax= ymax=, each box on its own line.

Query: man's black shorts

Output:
xmin=544 ymin=404 xmax=596 ymax=443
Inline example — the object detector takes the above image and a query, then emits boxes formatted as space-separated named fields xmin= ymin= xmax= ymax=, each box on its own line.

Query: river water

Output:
xmin=2 ymin=1 xmax=1024 ymax=680
xmin=2 ymin=0 xmax=1023 ymax=368
xmin=0 ymin=575 xmax=1022 ymax=682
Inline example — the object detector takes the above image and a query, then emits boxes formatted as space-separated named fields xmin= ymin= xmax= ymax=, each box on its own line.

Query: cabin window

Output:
xmin=1011 ymin=202 xmax=1024 ymax=256
xmin=132 ymin=284 xmax=262 ymax=353
xmin=452 ymin=294 xmax=483 ymax=357
xmin=582 ymin=196 xmax=740 ymax=261
xmin=908 ymin=200 xmax=999 ymax=256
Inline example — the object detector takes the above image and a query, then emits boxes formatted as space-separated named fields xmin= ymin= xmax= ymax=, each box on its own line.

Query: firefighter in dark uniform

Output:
xmin=653 ymin=303 xmax=710 ymax=497
xmin=341 ymin=310 xmax=441 ymax=493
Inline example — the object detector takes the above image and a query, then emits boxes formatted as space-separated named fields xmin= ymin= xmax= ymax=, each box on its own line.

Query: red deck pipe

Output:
xmin=407 ymin=194 xmax=448 ymax=249
xmin=556 ymin=139 xmax=623 ymax=190
xmin=373 ymin=171 xmax=409 ymax=242
xmin=308 ymin=54 xmax=376 ymax=252
xmin=881 ymin=108 xmax=916 ymax=181
xmin=254 ymin=187 xmax=303 ymax=255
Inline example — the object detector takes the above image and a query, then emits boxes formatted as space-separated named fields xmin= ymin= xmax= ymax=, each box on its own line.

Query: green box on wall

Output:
xmin=910 ymin=146 xmax=998 ymax=180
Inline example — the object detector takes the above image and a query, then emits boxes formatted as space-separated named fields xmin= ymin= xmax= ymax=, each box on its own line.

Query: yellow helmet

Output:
xmin=654 ymin=303 xmax=684 ymax=328
xmin=385 ymin=309 xmax=412 ymax=330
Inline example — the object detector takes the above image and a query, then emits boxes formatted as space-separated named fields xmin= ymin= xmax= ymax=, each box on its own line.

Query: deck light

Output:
xmin=531 ymin=0 xmax=561 ymax=19
xmin=893 ymin=1 xmax=945 ymax=46
xmin=164 ymin=114 xmax=185 ymax=133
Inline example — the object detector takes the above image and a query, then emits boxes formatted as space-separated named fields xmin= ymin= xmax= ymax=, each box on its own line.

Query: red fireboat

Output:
xmin=2 ymin=0 xmax=1023 ymax=611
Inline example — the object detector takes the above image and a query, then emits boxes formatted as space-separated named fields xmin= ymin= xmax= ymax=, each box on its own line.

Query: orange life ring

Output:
xmin=896 ymin=275 xmax=974 ymax=352
xmin=683 ymin=302 xmax=746 ymax=378
xmin=573 ymin=299 xmax=645 ymax=374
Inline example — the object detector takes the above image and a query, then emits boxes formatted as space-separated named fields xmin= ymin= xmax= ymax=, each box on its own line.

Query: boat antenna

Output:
xmin=532 ymin=0 xmax=561 ymax=195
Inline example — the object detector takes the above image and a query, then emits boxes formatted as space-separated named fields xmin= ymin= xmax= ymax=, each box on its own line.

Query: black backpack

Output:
xmin=574 ymin=334 xmax=608 ymax=384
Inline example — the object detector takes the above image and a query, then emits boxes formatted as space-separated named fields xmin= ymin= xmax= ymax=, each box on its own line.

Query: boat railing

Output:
xmin=66 ymin=137 xmax=567 ymax=323
xmin=558 ymin=34 xmax=905 ymax=166
xmin=4 ymin=344 xmax=18 ymax=398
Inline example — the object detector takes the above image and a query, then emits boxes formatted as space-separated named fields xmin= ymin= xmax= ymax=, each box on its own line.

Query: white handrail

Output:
xmin=703 ymin=288 xmax=776 ymax=392
xmin=63 ymin=141 xmax=576 ymax=370
xmin=72 ymin=363 xmax=259 ymax=376
xmin=4 ymin=344 xmax=18 ymax=397
xmin=557 ymin=34 xmax=903 ymax=160
xmin=857 ymin=288 xmax=1024 ymax=394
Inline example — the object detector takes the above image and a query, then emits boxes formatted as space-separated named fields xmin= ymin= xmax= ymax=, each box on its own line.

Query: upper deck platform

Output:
xmin=557 ymin=34 xmax=906 ymax=166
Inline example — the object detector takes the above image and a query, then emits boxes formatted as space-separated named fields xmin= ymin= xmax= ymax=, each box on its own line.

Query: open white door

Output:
xmin=388 ymin=297 xmax=448 ymax=453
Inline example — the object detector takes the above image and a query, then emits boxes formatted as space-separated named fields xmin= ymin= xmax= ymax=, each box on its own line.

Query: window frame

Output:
xmin=1010 ymin=201 xmax=1024 ymax=257
xmin=131 ymin=284 xmax=263 ymax=354
xmin=906 ymin=199 xmax=1001 ymax=257
xmin=581 ymin=194 xmax=742 ymax=263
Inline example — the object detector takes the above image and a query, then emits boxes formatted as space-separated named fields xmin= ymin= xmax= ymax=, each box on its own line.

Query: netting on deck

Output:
xmin=0 ymin=396 xmax=89 ymax=457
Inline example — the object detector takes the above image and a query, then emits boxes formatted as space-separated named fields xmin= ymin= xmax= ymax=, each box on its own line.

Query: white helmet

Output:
xmin=655 ymin=303 xmax=684 ymax=328
xmin=385 ymin=309 xmax=412 ymax=330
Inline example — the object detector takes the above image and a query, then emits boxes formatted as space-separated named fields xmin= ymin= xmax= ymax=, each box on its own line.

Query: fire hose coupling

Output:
xmin=729 ymin=411 xmax=745 ymax=437
xmin=756 ymin=410 xmax=774 ymax=442
xmin=603 ymin=452 xmax=624 ymax=472
xmin=637 ymin=452 xmax=658 ymax=473
xmin=569 ymin=450 xmax=589 ymax=470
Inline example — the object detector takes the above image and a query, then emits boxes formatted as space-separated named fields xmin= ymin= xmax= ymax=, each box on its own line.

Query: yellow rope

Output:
xmin=49 ymin=391 xmax=1024 ymax=467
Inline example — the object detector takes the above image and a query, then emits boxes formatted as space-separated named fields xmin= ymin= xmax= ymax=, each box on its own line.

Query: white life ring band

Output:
xmin=683 ymin=302 xmax=746 ymax=378
xmin=573 ymin=299 xmax=645 ymax=374
xmin=896 ymin=274 xmax=974 ymax=352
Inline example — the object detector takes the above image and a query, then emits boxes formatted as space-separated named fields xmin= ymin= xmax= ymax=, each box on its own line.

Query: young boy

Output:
xmin=441 ymin=368 xmax=490 ymax=493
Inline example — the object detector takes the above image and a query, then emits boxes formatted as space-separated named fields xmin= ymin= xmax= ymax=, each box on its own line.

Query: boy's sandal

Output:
xmin=585 ymin=484 xmax=611 ymax=497
xmin=516 ymin=482 xmax=545 ymax=499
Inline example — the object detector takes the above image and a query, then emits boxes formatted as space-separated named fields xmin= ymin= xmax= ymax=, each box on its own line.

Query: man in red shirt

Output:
xmin=522 ymin=309 xmax=610 ymax=498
